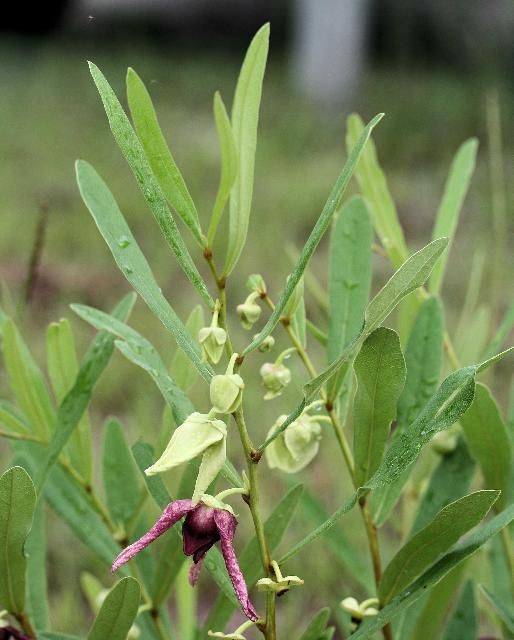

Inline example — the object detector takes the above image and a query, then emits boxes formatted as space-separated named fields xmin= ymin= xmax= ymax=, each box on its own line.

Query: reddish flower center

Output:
xmin=182 ymin=505 xmax=220 ymax=562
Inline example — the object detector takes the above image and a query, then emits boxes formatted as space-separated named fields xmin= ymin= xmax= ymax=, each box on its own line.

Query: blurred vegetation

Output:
xmin=0 ymin=35 xmax=513 ymax=636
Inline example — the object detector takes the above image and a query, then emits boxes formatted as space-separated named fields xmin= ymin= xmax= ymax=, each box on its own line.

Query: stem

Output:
xmin=215 ymin=487 xmax=248 ymax=501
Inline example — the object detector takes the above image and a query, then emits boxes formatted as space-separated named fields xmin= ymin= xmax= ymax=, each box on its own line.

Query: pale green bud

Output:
xmin=265 ymin=414 xmax=322 ymax=473
xmin=210 ymin=373 xmax=245 ymax=414
xmin=199 ymin=326 xmax=227 ymax=364
xmin=237 ymin=292 xmax=261 ymax=329
xmin=145 ymin=412 xmax=227 ymax=476
xmin=260 ymin=362 xmax=291 ymax=400
xmin=255 ymin=334 xmax=275 ymax=352
xmin=431 ymin=430 xmax=459 ymax=455
xmin=246 ymin=273 xmax=267 ymax=295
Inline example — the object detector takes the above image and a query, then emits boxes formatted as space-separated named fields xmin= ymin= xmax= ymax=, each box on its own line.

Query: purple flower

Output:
xmin=112 ymin=498 xmax=258 ymax=621
xmin=0 ymin=628 xmax=32 ymax=640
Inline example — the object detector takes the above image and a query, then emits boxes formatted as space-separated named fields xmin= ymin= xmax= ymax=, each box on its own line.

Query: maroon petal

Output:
xmin=188 ymin=556 xmax=204 ymax=586
xmin=112 ymin=499 xmax=194 ymax=572
xmin=183 ymin=505 xmax=220 ymax=560
xmin=0 ymin=627 xmax=32 ymax=640
xmin=214 ymin=509 xmax=259 ymax=621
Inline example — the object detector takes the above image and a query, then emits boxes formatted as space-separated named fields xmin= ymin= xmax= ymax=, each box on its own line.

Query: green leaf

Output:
xmin=126 ymin=67 xmax=203 ymax=245
xmin=345 ymin=113 xmax=408 ymax=268
xmin=26 ymin=500 xmax=49 ymax=629
xmin=327 ymin=196 xmax=372 ymax=400
xmin=36 ymin=293 xmax=135 ymax=491
xmin=303 ymin=237 xmax=448 ymax=402
xmin=350 ymin=505 xmax=514 ymax=639
xmin=371 ymin=297 xmax=444 ymax=524
xmin=2 ymin=318 xmax=55 ymax=438
xmin=410 ymin=437 xmax=476 ymax=535
xmin=0 ymin=400 xmax=31 ymax=435
xmin=460 ymin=383 xmax=512 ymax=511
xmin=244 ymin=112 xmax=384 ymax=355
xmin=47 ymin=318 xmax=93 ymax=482
xmin=442 ymin=581 xmax=477 ymax=640
xmin=102 ymin=417 xmax=142 ymax=527
xmin=204 ymin=484 xmax=303 ymax=633
xmin=169 ymin=304 xmax=205 ymax=391
xmin=75 ymin=160 xmax=212 ymax=382
xmin=72 ymin=302 xmax=196 ymax=423
xmin=87 ymin=577 xmax=140 ymax=640
xmin=39 ymin=634 xmax=83 ymax=640
xmin=299 ymin=607 xmax=331 ymax=640
xmin=207 ymin=91 xmax=238 ymax=246
xmin=291 ymin=295 xmax=307 ymax=348
xmin=379 ymin=490 xmax=498 ymax=604
xmin=484 ymin=297 xmax=514 ymax=359
xmin=429 ymin=139 xmax=478 ymax=294
xmin=479 ymin=584 xmax=514 ymax=634
xmin=0 ymin=466 xmax=36 ymax=616
xmin=224 ymin=23 xmax=270 ymax=275
xmin=87 ymin=62 xmax=212 ymax=306
xmin=353 ymin=327 xmax=406 ymax=486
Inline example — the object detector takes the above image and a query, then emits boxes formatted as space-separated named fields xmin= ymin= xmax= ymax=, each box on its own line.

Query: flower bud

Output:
xmin=431 ymin=430 xmax=459 ymax=456
xmin=265 ymin=414 xmax=322 ymax=473
xmin=257 ymin=560 xmax=304 ymax=595
xmin=246 ymin=273 xmax=267 ymax=295
xmin=260 ymin=362 xmax=291 ymax=400
xmin=210 ymin=355 xmax=245 ymax=414
xmin=237 ymin=292 xmax=261 ymax=330
xmin=199 ymin=326 xmax=227 ymax=364
xmin=255 ymin=334 xmax=275 ymax=353
xmin=341 ymin=596 xmax=379 ymax=629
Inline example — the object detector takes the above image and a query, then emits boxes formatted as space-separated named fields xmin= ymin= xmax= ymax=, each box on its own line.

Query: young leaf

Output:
xmin=244 ymin=112 xmax=384 ymax=356
xmin=126 ymin=67 xmax=203 ymax=245
xmin=0 ymin=466 xmax=36 ymax=615
xmin=75 ymin=160 xmax=212 ymax=382
xmin=429 ymin=139 xmax=478 ymax=294
xmin=47 ymin=318 xmax=93 ymax=483
xmin=350 ymin=505 xmax=514 ymax=639
xmin=2 ymin=318 xmax=55 ymax=438
xmin=378 ymin=490 xmax=499 ymax=604
xmin=442 ymin=581 xmax=477 ymax=640
xmin=102 ymin=417 xmax=142 ymax=527
xmin=87 ymin=577 xmax=140 ymax=640
xmin=87 ymin=63 xmax=213 ymax=306
xmin=327 ymin=196 xmax=372 ymax=399
xmin=299 ymin=607 xmax=332 ymax=640
xmin=345 ymin=113 xmax=408 ymax=268
xmin=303 ymin=238 xmax=448 ymax=402
xmin=371 ymin=297 xmax=444 ymax=524
xmin=460 ymin=383 xmax=512 ymax=511
xmin=169 ymin=304 xmax=205 ymax=391
xmin=207 ymin=91 xmax=238 ymax=246
xmin=224 ymin=23 xmax=270 ymax=275
xmin=353 ymin=327 xmax=406 ymax=486
xmin=409 ymin=437 xmax=475 ymax=535
xmin=204 ymin=484 xmax=304 ymax=633
xmin=36 ymin=293 xmax=135 ymax=491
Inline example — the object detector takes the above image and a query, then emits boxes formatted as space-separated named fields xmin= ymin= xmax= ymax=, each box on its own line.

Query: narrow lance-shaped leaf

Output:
xmin=349 ymin=505 xmax=514 ymax=639
xmin=2 ymin=318 xmax=55 ymax=439
xmin=75 ymin=160 xmax=212 ymax=382
xmin=245 ymin=112 xmax=384 ymax=356
xmin=478 ymin=585 xmax=514 ymax=634
xmin=0 ymin=401 xmax=31 ymax=435
xmin=442 ymin=581 xmax=477 ymax=640
xmin=87 ymin=577 xmax=140 ymax=640
xmin=378 ymin=490 xmax=499 ymax=604
xmin=345 ymin=113 xmax=408 ymax=268
xmin=102 ymin=418 xmax=142 ymax=528
xmin=126 ymin=67 xmax=203 ymax=245
xmin=170 ymin=304 xmax=205 ymax=392
xmin=299 ymin=607 xmax=332 ymax=640
xmin=87 ymin=62 xmax=213 ymax=306
xmin=36 ymin=293 xmax=136 ymax=491
xmin=207 ymin=91 xmax=238 ymax=246
xmin=224 ymin=23 xmax=269 ymax=276
xmin=303 ymin=238 xmax=448 ymax=403
xmin=47 ymin=318 xmax=93 ymax=483
xmin=429 ymin=138 xmax=478 ymax=294
xmin=371 ymin=296 xmax=444 ymax=525
xmin=484 ymin=296 xmax=514 ymax=359
xmin=279 ymin=350 xmax=512 ymax=563
xmin=25 ymin=500 xmax=49 ymax=629
xmin=327 ymin=196 xmax=372 ymax=400
xmin=460 ymin=382 xmax=512 ymax=511
xmin=0 ymin=466 xmax=36 ymax=615
xmin=353 ymin=327 xmax=406 ymax=486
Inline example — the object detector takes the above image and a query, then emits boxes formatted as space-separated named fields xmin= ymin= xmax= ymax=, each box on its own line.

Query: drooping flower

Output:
xmin=265 ymin=413 xmax=322 ymax=473
xmin=199 ymin=301 xmax=227 ymax=364
xmin=144 ymin=412 xmax=227 ymax=504
xmin=255 ymin=334 xmax=275 ymax=353
xmin=210 ymin=354 xmax=245 ymax=414
xmin=260 ymin=362 xmax=291 ymax=400
xmin=112 ymin=497 xmax=258 ymax=622
xmin=237 ymin=292 xmax=262 ymax=329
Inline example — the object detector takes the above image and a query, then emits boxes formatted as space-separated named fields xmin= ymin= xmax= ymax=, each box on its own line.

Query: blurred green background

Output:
xmin=0 ymin=2 xmax=513 ymax=637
